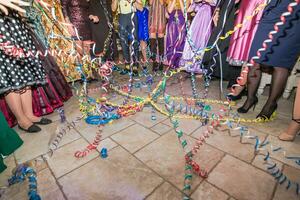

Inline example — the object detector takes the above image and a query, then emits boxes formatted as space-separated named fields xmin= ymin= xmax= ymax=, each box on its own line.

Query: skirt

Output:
xmin=249 ymin=0 xmax=300 ymax=69
xmin=0 ymin=12 xmax=47 ymax=95
xmin=0 ymin=111 xmax=23 ymax=173
xmin=137 ymin=8 xmax=149 ymax=41
xmin=0 ymin=29 xmax=73 ymax=127
xmin=226 ymin=0 xmax=265 ymax=66
xmin=165 ymin=10 xmax=186 ymax=68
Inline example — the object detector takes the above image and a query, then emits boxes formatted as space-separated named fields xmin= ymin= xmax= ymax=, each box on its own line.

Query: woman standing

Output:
xmin=181 ymin=0 xmax=217 ymax=74
xmin=238 ymin=0 xmax=300 ymax=120
xmin=90 ymin=0 xmax=118 ymax=60
xmin=61 ymin=0 xmax=100 ymax=55
xmin=1 ymin=2 xmax=73 ymax=127
xmin=136 ymin=0 xmax=150 ymax=63
xmin=149 ymin=0 xmax=166 ymax=71
xmin=0 ymin=3 xmax=52 ymax=132
xmin=202 ymin=0 xmax=241 ymax=87
xmin=226 ymin=0 xmax=266 ymax=100
xmin=165 ymin=0 xmax=188 ymax=69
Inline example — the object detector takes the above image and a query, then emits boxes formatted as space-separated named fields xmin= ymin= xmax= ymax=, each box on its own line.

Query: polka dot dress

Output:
xmin=0 ymin=12 xmax=46 ymax=95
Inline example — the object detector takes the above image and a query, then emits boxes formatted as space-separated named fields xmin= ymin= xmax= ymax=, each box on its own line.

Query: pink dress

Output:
xmin=226 ymin=0 xmax=266 ymax=66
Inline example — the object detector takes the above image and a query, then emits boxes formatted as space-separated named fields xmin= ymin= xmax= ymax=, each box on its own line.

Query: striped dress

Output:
xmin=149 ymin=0 xmax=166 ymax=38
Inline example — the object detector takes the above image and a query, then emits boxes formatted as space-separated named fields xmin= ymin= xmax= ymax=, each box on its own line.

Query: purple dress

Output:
xmin=181 ymin=1 xmax=216 ymax=73
xmin=165 ymin=10 xmax=186 ymax=68
xmin=61 ymin=0 xmax=92 ymax=40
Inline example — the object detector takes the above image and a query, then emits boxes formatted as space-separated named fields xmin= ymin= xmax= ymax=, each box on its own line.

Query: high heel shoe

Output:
xmin=256 ymin=104 xmax=278 ymax=120
xmin=227 ymin=87 xmax=247 ymax=101
xmin=278 ymin=118 xmax=300 ymax=141
xmin=237 ymin=96 xmax=258 ymax=113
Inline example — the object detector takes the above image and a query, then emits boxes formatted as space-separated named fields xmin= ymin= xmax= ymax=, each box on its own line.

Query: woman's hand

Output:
xmin=213 ymin=7 xmax=219 ymax=26
xmin=89 ymin=15 xmax=99 ymax=23
xmin=0 ymin=0 xmax=30 ymax=15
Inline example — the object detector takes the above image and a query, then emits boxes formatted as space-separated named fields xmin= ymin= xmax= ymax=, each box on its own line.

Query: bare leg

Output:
xmin=5 ymin=92 xmax=33 ymax=129
xmin=279 ymin=80 xmax=300 ymax=141
xmin=140 ymin=40 xmax=147 ymax=62
xmin=20 ymin=88 xmax=41 ymax=123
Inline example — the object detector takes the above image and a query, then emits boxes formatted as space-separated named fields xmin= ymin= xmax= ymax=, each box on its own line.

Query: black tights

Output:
xmin=150 ymin=38 xmax=164 ymax=63
xmin=242 ymin=65 xmax=289 ymax=116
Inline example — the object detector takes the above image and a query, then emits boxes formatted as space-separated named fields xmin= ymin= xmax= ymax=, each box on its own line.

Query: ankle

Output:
xmin=18 ymin=119 xmax=33 ymax=129
xmin=25 ymin=114 xmax=41 ymax=123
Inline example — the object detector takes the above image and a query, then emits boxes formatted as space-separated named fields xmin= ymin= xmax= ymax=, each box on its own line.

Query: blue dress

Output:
xmin=137 ymin=8 xmax=149 ymax=41
xmin=249 ymin=0 xmax=300 ymax=69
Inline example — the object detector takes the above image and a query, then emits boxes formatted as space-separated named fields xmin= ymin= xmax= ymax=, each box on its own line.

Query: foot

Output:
xmin=152 ymin=62 xmax=158 ymax=72
xmin=278 ymin=120 xmax=300 ymax=141
xmin=18 ymin=118 xmax=35 ymax=130
xmin=26 ymin=115 xmax=42 ymax=123
xmin=34 ymin=118 xmax=52 ymax=125
xmin=18 ymin=124 xmax=41 ymax=133
xmin=256 ymin=103 xmax=278 ymax=120
xmin=227 ymin=86 xmax=247 ymax=101
xmin=237 ymin=96 xmax=258 ymax=113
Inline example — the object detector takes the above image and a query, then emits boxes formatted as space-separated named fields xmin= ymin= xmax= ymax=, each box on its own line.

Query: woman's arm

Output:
xmin=167 ymin=0 xmax=176 ymax=13
xmin=178 ymin=0 xmax=190 ymax=13
xmin=187 ymin=0 xmax=195 ymax=13
xmin=111 ymin=0 xmax=119 ymax=12
xmin=0 ymin=0 xmax=30 ymax=15
xmin=134 ymin=0 xmax=144 ymax=11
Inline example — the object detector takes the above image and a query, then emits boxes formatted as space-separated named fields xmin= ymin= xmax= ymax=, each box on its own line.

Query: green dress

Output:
xmin=0 ymin=112 xmax=23 ymax=173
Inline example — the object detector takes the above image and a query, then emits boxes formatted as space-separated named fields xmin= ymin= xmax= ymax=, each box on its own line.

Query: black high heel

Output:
xmin=227 ymin=87 xmax=247 ymax=101
xmin=256 ymin=104 xmax=278 ymax=120
xmin=237 ymin=96 xmax=258 ymax=113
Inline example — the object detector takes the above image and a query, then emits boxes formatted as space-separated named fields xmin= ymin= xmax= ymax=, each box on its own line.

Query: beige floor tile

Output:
xmin=208 ymin=155 xmax=276 ymax=200
xmin=0 ymin=155 xmax=16 ymax=187
xmin=95 ymin=137 xmax=118 ymax=152
xmin=264 ymin=135 xmax=300 ymax=169
xmin=0 ymin=181 xmax=27 ymax=200
xmin=251 ymin=154 xmax=283 ymax=172
xmin=246 ymin=117 xmax=290 ymax=137
xmin=47 ymin=138 xmax=98 ymax=178
xmin=48 ymin=121 xmax=81 ymax=148
xmin=151 ymin=123 xmax=172 ymax=135
xmin=111 ymin=124 xmax=159 ymax=153
xmin=135 ymin=132 xmax=223 ymax=191
xmin=162 ymin=118 xmax=202 ymax=135
xmin=130 ymin=107 xmax=167 ymax=128
xmin=37 ymin=168 xmax=65 ymax=200
xmin=58 ymin=146 xmax=163 ymax=200
xmin=77 ymin=118 xmax=135 ymax=140
xmin=14 ymin=121 xmax=81 ymax=164
xmin=146 ymin=182 xmax=182 ymax=200
xmin=191 ymin=181 xmax=228 ymax=200
xmin=192 ymin=126 xmax=266 ymax=163
xmin=273 ymin=165 xmax=300 ymax=200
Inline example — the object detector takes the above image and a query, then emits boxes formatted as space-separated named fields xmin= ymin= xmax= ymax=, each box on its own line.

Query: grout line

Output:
xmin=190 ymin=153 xmax=227 ymax=195
xmin=55 ymin=144 xmax=120 ymax=181
xmin=44 ymin=160 xmax=68 ymax=200
xmin=56 ymin=155 xmax=99 ymax=180
xmin=143 ymin=180 xmax=165 ymax=199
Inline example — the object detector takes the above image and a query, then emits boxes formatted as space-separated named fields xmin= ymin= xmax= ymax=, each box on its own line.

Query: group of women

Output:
xmin=0 ymin=0 xmax=300 ymax=173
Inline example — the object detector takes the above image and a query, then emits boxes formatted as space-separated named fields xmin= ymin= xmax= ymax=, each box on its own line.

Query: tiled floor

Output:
xmin=1 ymin=75 xmax=300 ymax=200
